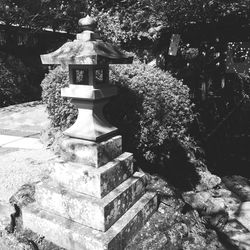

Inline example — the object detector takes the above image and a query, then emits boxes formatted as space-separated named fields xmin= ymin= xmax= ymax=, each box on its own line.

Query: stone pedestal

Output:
xmin=22 ymin=135 xmax=157 ymax=250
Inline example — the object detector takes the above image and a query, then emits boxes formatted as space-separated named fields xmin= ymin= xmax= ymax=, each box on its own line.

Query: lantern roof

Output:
xmin=40 ymin=15 xmax=133 ymax=66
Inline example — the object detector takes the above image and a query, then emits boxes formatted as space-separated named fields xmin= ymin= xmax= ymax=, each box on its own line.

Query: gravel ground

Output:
xmin=0 ymin=146 xmax=55 ymax=250
xmin=0 ymin=101 xmax=51 ymax=203
xmin=0 ymin=101 xmax=49 ymax=134
xmin=0 ymin=148 xmax=55 ymax=204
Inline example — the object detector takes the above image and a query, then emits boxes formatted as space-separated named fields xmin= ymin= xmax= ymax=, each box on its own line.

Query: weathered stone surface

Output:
xmin=223 ymin=220 xmax=249 ymax=236
xmin=22 ymin=192 xmax=157 ymax=250
xmin=126 ymin=200 xmax=225 ymax=250
xmin=49 ymin=152 xmax=133 ymax=198
xmin=230 ymin=233 xmax=250 ymax=250
xmin=9 ymin=184 xmax=35 ymax=208
xmin=41 ymin=22 xmax=133 ymax=66
xmin=219 ymin=220 xmax=249 ymax=250
xmin=0 ymin=202 xmax=13 ymax=230
xmin=59 ymin=135 xmax=122 ymax=167
xmin=196 ymin=184 xmax=241 ymax=220
xmin=125 ymin=230 xmax=168 ymax=250
xmin=204 ymin=198 xmax=226 ymax=215
xmin=210 ymin=188 xmax=232 ymax=198
xmin=237 ymin=201 xmax=250 ymax=231
xmin=63 ymin=99 xmax=119 ymax=142
xmin=182 ymin=191 xmax=210 ymax=209
xmin=126 ymin=175 xmax=224 ymax=250
xmin=0 ymin=225 xmax=33 ymax=250
xmin=223 ymin=176 xmax=250 ymax=201
xmin=220 ymin=192 xmax=241 ymax=220
xmin=205 ymin=211 xmax=229 ymax=230
xmin=183 ymin=186 xmax=240 ymax=218
xmin=182 ymin=191 xmax=226 ymax=215
xmin=195 ymin=169 xmax=221 ymax=191
xmin=34 ymin=172 xmax=146 ymax=231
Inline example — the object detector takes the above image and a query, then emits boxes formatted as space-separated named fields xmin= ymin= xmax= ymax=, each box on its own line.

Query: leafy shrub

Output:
xmin=0 ymin=63 xmax=22 ymax=107
xmin=107 ymin=59 xmax=195 ymax=165
xmin=95 ymin=9 xmax=133 ymax=47
xmin=41 ymin=58 xmax=194 ymax=167
xmin=41 ymin=66 xmax=78 ymax=129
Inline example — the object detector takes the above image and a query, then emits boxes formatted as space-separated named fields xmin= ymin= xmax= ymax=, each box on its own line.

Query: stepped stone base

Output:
xmin=23 ymin=192 xmax=157 ymax=250
xmin=50 ymin=152 xmax=134 ymax=198
xmin=21 ymin=134 xmax=157 ymax=249
xmin=34 ymin=172 xmax=146 ymax=231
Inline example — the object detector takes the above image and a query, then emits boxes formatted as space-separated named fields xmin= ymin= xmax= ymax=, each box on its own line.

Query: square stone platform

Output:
xmin=23 ymin=192 xmax=157 ymax=250
xmin=22 ymin=135 xmax=158 ymax=250
xmin=60 ymin=136 xmax=122 ymax=167
xmin=49 ymin=152 xmax=134 ymax=198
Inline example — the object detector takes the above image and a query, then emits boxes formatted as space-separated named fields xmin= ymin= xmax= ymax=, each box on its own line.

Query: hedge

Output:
xmin=41 ymin=66 xmax=78 ymax=129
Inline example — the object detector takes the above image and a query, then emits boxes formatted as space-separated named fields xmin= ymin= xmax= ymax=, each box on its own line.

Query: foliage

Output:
xmin=41 ymin=66 xmax=78 ymax=129
xmin=0 ymin=0 xmax=87 ymax=32
xmin=0 ymin=62 xmax=22 ymax=107
xmin=0 ymin=52 xmax=42 ymax=107
xmin=90 ymin=0 xmax=250 ymax=46
xmin=108 ymin=59 xmax=195 ymax=163
xmin=94 ymin=9 xmax=133 ymax=47
xmin=1 ymin=0 xmax=249 ymax=44
xmin=41 ymin=58 xmax=194 ymax=166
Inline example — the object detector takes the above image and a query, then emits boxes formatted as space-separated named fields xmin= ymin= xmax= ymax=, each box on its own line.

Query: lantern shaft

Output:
xmin=64 ymin=99 xmax=117 ymax=141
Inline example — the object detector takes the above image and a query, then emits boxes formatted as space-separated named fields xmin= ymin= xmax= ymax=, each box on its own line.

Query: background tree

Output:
xmin=1 ymin=0 xmax=249 ymax=39
xmin=0 ymin=0 xmax=87 ymax=32
xmin=90 ymin=0 xmax=250 ymax=48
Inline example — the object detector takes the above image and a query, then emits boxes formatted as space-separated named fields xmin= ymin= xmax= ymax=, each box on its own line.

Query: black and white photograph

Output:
xmin=0 ymin=1 xmax=249 ymax=249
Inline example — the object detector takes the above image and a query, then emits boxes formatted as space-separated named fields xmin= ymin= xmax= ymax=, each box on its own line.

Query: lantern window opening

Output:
xmin=68 ymin=64 xmax=109 ymax=86
xmin=69 ymin=65 xmax=89 ymax=85
xmin=94 ymin=65 xmax=109 ymax=85
xmin=95 ymin=69 xmax=103 ymax=84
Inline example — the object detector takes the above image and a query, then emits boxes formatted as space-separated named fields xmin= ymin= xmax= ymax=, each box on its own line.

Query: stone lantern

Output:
xmin=40 ymin=15 xmax=133 ymax=141
xmin=21 ymin=15 xmax=157 ymax=250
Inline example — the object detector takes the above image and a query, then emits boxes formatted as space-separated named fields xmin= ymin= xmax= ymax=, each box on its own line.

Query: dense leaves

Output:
xmin=92 ymin=0 xmax=250 ymax=46
xmin=108 ymin=59 xmax=195 ymax=163
xmin=1 ymin=0 xmax=249 ymax=42
xmin=0 ymin=0 xmax=87 ymax=32
xmin=41 ymin=66 xmax=77 ymax=129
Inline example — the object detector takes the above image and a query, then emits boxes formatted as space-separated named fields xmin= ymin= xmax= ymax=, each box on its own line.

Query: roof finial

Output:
xmin=78 ymin=15 xmax=97 ymax=31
